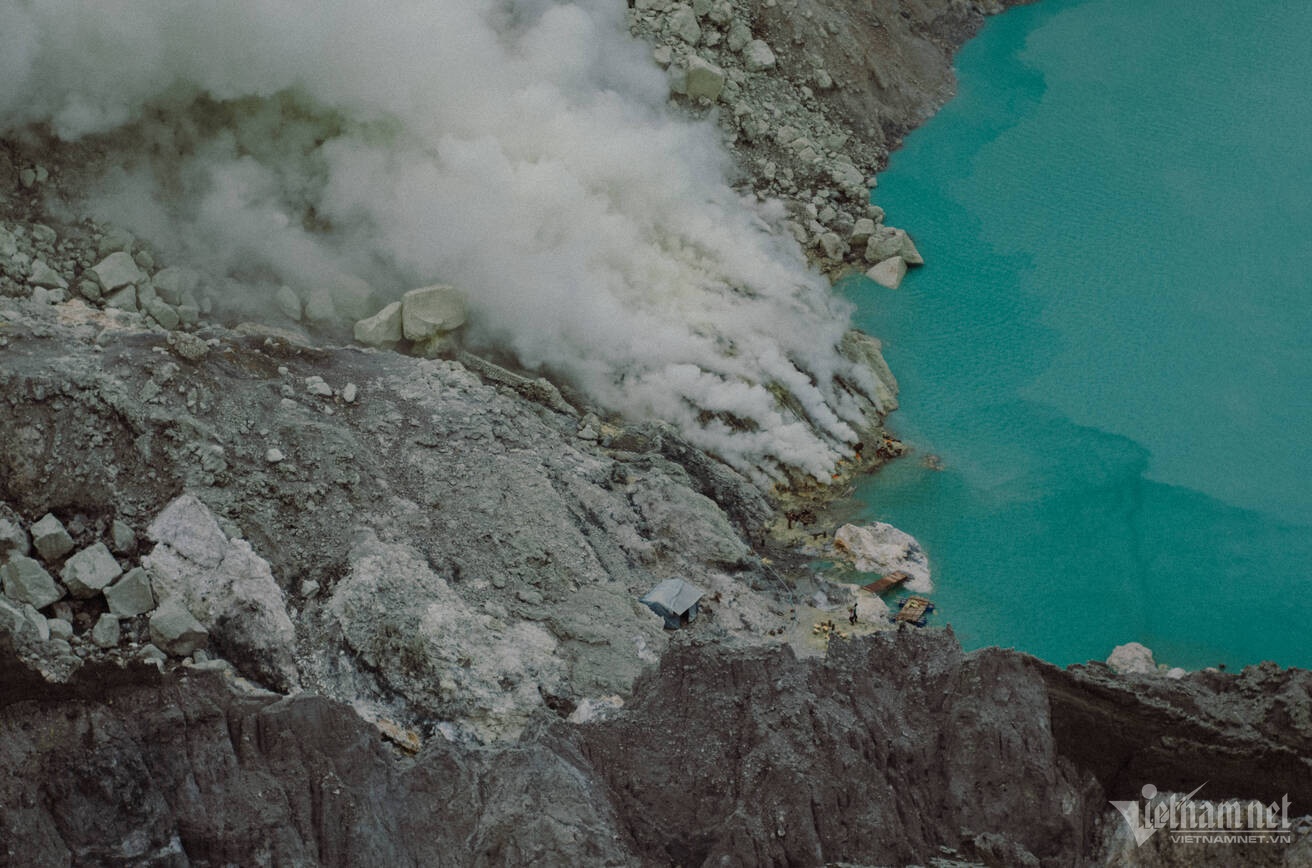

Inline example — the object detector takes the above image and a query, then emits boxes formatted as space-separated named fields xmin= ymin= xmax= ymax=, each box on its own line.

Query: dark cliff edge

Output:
xmin=3 ymin=628 xmax=1310 ymax=866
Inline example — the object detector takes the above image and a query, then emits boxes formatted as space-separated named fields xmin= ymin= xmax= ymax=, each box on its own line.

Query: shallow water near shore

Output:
xmin=847 ymin=0 xmax=1312 ymax=668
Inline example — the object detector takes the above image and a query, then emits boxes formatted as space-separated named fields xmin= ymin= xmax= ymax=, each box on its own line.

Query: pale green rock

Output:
xmin=60 ymin=542 xmax=124 ymax=599
xmin=30 ymin=514 xmax=74 ymax=562
xmin=1 ymin=556 xmax=63 ymax=609
xmin=685 ymin=56 xmax=725 ymax=101
xmin=354 ymin=301 xmax=403 ymax=346
xmin=866 ymin=256 xmax=908 ymax=289
xmin=149 ymin=599 xmax=208 ymax=656
xmin=91 ymin=252 xmax=144 ymax=292
xmin=91 ymin=613 xmax=121 ymax=648
xmin=401 ymin=285 xmax=467 ymax=341
xmin=104 ymin=567 xmax=155 ymax=617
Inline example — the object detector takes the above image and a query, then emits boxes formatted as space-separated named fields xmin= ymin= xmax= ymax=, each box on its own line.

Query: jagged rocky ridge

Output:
xmin=3 ymin=0 xmax=1311 ymax=865
xmin=2 ymin=627 xmax=1311 ymax=865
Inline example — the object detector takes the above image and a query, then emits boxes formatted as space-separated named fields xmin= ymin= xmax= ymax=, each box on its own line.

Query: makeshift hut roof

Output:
xmin=640 ymin=578 xmax=704 ymax=616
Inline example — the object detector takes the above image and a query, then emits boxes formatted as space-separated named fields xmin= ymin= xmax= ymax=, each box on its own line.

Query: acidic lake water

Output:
xmin=847 ymin=0 xmax=1312 ymax=668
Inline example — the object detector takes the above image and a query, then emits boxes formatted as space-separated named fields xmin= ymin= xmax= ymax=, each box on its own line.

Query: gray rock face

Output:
xmin=0 ymin=311 xmax=793 ymax=736
xmin=1 ymin=556 xmax=63 ymax=609
xmin=145 ymin=494 xmax=297 ymax=690
xmin=148 ymin=599 xmax=208 ymax=656
xmin=59 ymin=542 xmax=124 ymax=599
xmin=104 ymin=567 xmax=155 ymax=617
xmin=0 ymin=627 xmax=1309 ymax=865
xmin=30 ymin=513 xmax=74 ymax=562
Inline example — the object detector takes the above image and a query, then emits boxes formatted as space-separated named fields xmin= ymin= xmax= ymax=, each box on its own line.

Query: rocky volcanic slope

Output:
xmin=3 ymin=627 xmax=1311 ymax=866
xmin=3 ymin=0 xmax=1312 ymax=865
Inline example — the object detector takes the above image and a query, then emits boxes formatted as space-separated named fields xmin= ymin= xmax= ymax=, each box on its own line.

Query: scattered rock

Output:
xmin=816 ymin=232 xmax=846 ymax=261
xmin=850 ymin=218 xmax=877 ymax=248
xmin=103 ymin=286 xmax=139 ymax=312
xmin=1 ymin=556 xmax=64 ymax=609
xmin=1106 ymin=642 xmax=1157 ymax=675
xmin=149 ymin=599 xmax=209 ymax=657
xmin=97 ymin=226 xmax=135 ymax=258
xmin=46 ymin=617 xmax=73 ymax=641
xmin=144 ymin=297 xmax=181 ymax=330
xmin=401 ymin=285 xmax=467 ymax=341
xmin=30 ymin=513 xmax=74 ymax=562
xmin=110 ymin=520 xmax=137 ymax=555
xmin=22 ymin=604 xmax=50 ymax=641
xmin=266 ymin=448 xmax=285 ymax=464
xmin=91 ymin=613 xmax=121 ymax=649
xmin=685 ymin=56 xmax=726 ymax=101
xmin=865 ymin=226 xmax=922 ymax=266
xmin=341 ymin=383 xmax=358 ymax=403
xmin=865 ymin=255 xmax=907 ymax=289
xmin=150 ymin=267 xmax=199 ymax=304
xmin=726 ymin=20 xmax=752 ymax=52
xmin=667 ymin=5 xmax=702 ymax=44
xmin=305 ymin=376 xmax=333 ymax=397
xmin=354 ymin=301 xmax=404 ymax=347
xmin=60 ymin=542 xmax=124 ymax=599
xmin=743 ymin=39 xmax=777 ymax=72
xmin=91 ymin=252 xmax=145 ymax=292
xmin=28 ymin=259 xmax=68 ymax=290
xmin=104 ymin=567 xmax=156 ymax=617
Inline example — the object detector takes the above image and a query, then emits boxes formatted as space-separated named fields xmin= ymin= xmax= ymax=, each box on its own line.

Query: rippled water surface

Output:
xmin=848 ymin=0 xmax=1312 ymax=667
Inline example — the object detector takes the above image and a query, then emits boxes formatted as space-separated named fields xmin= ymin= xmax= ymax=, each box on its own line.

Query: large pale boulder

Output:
xmin=866 ymin=256 xmax=908 ymax=289
xmin=833 ymin=522 xmax=932 ymax=592
xmin=401 ymin=285 xmax=467 ymax=341
xmin=685 ymin=56 xmax=726 ymax=101
xmin=329 ymin=533 xmax=567 ymax=742
xmin=1106 ymin=642 xmax=1157 ymax=675
xmin=90 ymin=252 xmax=145 ymax=292
xmin=144 ymin=494 xmax=297 ymax=689
xmin=354 ymin=301 xmax=403 ymax=346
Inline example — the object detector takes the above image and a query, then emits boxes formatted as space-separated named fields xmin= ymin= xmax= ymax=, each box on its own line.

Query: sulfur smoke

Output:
xmin=0 ymin=0 xmax=885 ymax=484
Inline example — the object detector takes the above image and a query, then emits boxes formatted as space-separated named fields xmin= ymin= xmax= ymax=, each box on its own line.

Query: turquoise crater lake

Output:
xmin=847 ymin=0 xmax=1312 ymax=668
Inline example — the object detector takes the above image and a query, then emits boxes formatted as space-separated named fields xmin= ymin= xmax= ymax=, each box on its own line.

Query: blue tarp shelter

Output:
xmin=640 ymin=578 xmax=705 ymax=630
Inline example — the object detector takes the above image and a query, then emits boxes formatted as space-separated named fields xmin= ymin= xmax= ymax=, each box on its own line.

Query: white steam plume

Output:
xmin=0 ymin=0 xmax=884 ymax=483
